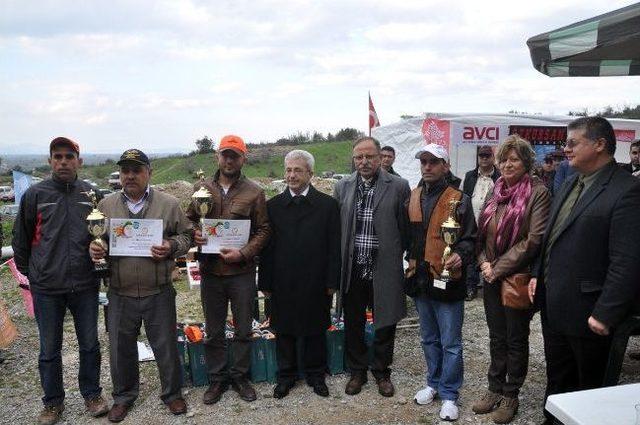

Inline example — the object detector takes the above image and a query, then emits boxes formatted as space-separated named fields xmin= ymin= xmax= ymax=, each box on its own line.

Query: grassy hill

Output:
xmin=80 ymin=140 xmax=354 ymax=185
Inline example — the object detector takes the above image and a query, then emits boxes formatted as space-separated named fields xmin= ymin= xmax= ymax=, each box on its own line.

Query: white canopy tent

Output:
xmin=372 ymin=113 xmax=640 ymax=188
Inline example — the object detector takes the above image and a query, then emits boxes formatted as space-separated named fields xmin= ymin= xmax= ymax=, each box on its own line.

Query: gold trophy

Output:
xmin=84 ymin=190 xmax=110 ymax=278
xmin=192 ymin=169 xmax=213 ymax=245
xmin=440 ymin=199 xmax=461 ymax=282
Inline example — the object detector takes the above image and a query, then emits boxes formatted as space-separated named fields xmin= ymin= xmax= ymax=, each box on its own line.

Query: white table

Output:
xmin=546 ymin=383 xmax=640 ymax=425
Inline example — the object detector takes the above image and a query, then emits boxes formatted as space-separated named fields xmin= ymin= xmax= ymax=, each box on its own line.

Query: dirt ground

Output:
xmin=1 ymin=269 xmax=638 ymax=425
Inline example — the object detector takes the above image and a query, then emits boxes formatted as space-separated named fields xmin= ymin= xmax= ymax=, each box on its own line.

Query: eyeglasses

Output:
xmin=478 ymin=153 xmax=492 ymax=159
xmin=420 ymin=158 xmax=444 ymax=166
xmin=353 ymin=154 xmax=379 ymax=163
xmin=51 ymin=153 xmax=76 ymax=160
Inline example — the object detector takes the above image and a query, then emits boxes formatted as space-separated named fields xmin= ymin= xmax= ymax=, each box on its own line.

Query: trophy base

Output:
xmin=93 ymin=264 xmax=111 ymax=279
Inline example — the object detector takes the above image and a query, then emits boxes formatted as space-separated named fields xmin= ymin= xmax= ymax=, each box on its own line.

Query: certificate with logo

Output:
xmin=201 ymin=219 xmax=251 ymax=254
xmin=109 ymin=218 xmax=163 ymax=257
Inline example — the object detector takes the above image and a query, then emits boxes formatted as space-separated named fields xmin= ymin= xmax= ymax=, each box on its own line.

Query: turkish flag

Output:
xmin=369 ymin=92 xmax=380 ymax=134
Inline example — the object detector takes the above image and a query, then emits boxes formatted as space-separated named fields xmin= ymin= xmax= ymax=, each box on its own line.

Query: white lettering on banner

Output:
xmin=453 ymin=123 xmax=508 ymax=145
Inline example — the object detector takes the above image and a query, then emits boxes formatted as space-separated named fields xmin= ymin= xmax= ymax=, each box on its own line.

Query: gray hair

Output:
xmin=284 ymin=149 xmax=315 ymax=172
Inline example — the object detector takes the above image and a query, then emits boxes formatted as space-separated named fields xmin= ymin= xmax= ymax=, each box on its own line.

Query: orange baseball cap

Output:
xmin=218 ymin=134 xmax=247 ymax=155
xmin=50 ymin=136 xmax=80 ymax=155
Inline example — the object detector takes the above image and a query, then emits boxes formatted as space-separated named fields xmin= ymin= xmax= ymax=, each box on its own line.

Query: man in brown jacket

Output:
xmin=188 ymin=135 xmax=270 ymax=404
xmin=90 ymin=149 xmax=192 ymax=422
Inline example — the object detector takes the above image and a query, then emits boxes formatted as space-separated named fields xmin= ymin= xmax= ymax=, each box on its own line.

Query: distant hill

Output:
xmin=0 ymin=153 xmax=182 ymax=173
xmin=80 ymin=141 xmax=354 ymax=186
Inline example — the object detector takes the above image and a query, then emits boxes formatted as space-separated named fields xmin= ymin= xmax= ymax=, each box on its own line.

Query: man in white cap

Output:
xmin=405 ymin=144 xmax=476 ymax=421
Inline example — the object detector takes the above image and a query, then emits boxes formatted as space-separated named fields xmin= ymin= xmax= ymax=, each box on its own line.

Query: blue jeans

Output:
xmin=32 ymin=288 xmax=102 ymax=407
xmin=414 ymin=296 xmax=464 ymax=401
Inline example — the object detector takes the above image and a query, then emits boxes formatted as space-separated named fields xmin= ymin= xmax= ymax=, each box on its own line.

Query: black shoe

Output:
xmin=311 ymin=380 xmax=329 ymax=397
xmin=273 ymin=381 xmax=295 ymax=399
xmin=231 ymin=378 xmax=257 ymax=402
xmin=465 ymin=288 xmax=477 ymax=301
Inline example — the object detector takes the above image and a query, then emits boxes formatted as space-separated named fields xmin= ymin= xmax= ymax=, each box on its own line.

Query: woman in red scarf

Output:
xmin=472 ymin=135 xmax=551 ymax=424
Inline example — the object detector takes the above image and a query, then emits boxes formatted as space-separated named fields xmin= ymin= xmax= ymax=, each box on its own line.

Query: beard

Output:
xmin=220 ymin=168 xmax=241 ymax=179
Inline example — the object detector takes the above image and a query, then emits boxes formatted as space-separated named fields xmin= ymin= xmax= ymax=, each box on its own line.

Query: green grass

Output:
xmin=79 ymin=140 xmax=354 ymax=185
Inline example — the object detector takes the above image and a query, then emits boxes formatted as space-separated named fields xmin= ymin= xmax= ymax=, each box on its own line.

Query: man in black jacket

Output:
xmin=529 ymin=118 xmax=640 ymax=423
xmin=462 ymin=146 xmax=500 ymax=300
xmin=12 ymin=137 xmax=108 ymax=425
xmin=259 ymin=150 xmax=341 ymax=399
xmin=406 ymin=143 xmax=476 ymax=422
xmin=620 ymin=139 xmax=639 ymax=174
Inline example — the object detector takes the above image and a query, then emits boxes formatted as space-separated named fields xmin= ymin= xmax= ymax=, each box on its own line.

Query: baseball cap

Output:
xmin=478 ymin=145 xmax=493 ymax=155
xmin=415 ymin=143 xmax=449 ymax=163
xmin=218 ymin=135 xmax=247 ymax=155
xmin=117 ymin=149 xmax=150 ymax=166
xmin=50 ymin=137 xmax=80 ymax=155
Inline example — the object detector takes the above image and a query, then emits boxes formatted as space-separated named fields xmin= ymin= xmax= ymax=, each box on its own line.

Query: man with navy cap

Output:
xmin=90 ymin=149 xmax=192 ymax=422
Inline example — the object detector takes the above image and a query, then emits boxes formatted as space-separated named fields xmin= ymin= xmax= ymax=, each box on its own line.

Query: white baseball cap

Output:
xmin=415 ymin=143 xmax=449 ymax=163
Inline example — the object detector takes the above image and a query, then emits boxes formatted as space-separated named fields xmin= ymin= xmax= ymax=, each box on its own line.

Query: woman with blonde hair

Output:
xmin=472 ymin=135 xmax=551 ymax=424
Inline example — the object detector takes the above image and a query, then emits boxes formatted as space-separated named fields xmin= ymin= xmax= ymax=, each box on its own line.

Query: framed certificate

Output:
xmin=201 ymin=219 xmax=251 ymax=254
xmin=109 ymin=218 xmax=163 ymax=257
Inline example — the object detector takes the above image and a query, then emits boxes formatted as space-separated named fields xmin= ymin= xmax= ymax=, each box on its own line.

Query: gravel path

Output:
xmin=1 ymin=273 xmax=638 ymax=425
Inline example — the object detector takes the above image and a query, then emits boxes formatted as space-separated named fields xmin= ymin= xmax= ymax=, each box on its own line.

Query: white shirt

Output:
xmin=123 ymin=186 xmax=150 ymax=214
xmin=289 ymin=185 xmax=310 ymax=198
xmin=471 ymin=169 xmax=495 ymax=224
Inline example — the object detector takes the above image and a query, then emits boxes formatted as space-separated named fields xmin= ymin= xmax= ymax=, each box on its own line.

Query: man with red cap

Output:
xmin=12 ymin=137 xmax=109 ymax=425
xmin=188 ymin=135 xmax=271 ymax=404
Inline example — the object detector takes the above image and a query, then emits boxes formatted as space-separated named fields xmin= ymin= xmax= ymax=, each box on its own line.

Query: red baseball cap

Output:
xmin=50 ymin=136 xmax=80 ymax=155
xmin=218 ymin=135 xmax=247 ymax=155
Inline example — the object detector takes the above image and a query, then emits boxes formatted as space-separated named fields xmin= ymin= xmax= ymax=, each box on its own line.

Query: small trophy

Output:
xmin=84 ymin=190 xmax=110 ymax=278
xmin=440 ymin=199 xmax=461 ymax=282
xmin=192 ymin=169 xmax=213 ymax=245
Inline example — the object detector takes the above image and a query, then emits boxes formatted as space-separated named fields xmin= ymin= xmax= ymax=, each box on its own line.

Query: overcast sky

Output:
xmin=1 ymin=0 xmax=639 ymax=154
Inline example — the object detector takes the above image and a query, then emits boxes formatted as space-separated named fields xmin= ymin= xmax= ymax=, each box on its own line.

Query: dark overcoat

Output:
xmin=258 ymin=185 xmax=341 ymax=336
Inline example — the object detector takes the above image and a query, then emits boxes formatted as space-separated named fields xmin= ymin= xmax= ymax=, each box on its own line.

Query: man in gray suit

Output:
xmin=334 ymin=136 xmax=411 ymax=397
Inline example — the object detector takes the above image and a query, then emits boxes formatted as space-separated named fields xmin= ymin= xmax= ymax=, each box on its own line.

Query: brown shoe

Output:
xmin=38 ymin=404 xmax=64 ymax=425
xmin=203 ymin=381 xmax=229 ymax=405
xmin=166 ymin=398 xmax=187 ymax=415
xmin=472 ymin=390 xmax=502 ymax=414
xmin=85 ymin=395 xmax=109 ymax=417
xmin=345 ymin=373 xmax=368 ymax=395
xmin=492 ymin=396 xmax=519 ymax=424
xmin=375 ymin=376 xmax=395 ymax=397
xmin=107 ymin=404 xmax=129 ymax=423
xmin=231 ymin=378 xmax=257 ymax=402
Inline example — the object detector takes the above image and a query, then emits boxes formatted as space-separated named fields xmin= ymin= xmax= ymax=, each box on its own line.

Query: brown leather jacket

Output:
xmin=477 ymin=177 xmax=551 ymax=280
xmin=186 ymin=171 xmax=271 ymax=276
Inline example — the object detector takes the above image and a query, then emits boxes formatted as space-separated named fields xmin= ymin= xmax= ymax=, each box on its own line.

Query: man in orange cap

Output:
xmin=188 ymin=135 xmax=271 ymax=405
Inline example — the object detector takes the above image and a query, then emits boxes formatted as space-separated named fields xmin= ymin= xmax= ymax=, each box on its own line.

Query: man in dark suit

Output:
xmin=334 ymin=136 xmax=411 ymax=398
xmin=528 ymin=117 xmax=640 ymax=423
xmin=259 ymin=149 xmax=341 ymax=399
xmin=619 ymin=139 xmax=639 ymax=174
xmin=462 ymin=145 xmax=500 ymax=300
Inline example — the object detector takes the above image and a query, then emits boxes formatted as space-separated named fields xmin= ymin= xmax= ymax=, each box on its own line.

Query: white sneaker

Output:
xmin=439 ymin=400 xmax=459 ymax=421
xmin=414 ymin=386 xmax=437 ymax=405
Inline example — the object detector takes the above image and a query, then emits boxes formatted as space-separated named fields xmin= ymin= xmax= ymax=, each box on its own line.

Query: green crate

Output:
xmin=326 ymin=329 xmax=345 ymax=375
xmin=250 ymin=337 xmax=268 ymax=383
xmin=187 ymin=341 xmax=209 ymax=387
xmin=264 ymin=338 xmax=278 ymax=384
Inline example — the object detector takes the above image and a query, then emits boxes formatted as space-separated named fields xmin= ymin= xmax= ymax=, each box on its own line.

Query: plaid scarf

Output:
xmin=354 ymin=177 xmax=378 ymax=280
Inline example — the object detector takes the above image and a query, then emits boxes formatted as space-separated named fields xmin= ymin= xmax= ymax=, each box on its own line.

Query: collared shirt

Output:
xmin=289 ymin=185 xmax=310 ymax=198
xmin=354 ymin=174 xmax=378 ymax=280
xmin=471 ymin=167 xmax=496 ymax=224
xmin=122 ymin=186 xmax=150 ymax=214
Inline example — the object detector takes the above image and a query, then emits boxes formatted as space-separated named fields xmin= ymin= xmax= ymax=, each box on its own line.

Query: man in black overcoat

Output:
xmin=259 ymin=149 xmax=341 ymax=399
xmin=528 ymin=117 xmax=640 ymax=423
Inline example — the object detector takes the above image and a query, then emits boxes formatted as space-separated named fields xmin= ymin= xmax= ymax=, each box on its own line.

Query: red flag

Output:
xmin=369 ymin=92 xmax=380 ymax=135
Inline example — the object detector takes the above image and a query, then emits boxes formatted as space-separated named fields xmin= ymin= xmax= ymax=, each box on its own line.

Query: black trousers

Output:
xmin=201 ymin=272 xmax=256 ymax=382
xmin=276 ymin=333 xmax=326 ymax=384
xmin=343 ymin=273 xmax=396 ymax=379
xmin=107 ymin=288 xmax=182 ymax=406
xmin=483 ymin=280 xmax=533 ymax=397
xmin=541 ymin=316 xmax=612 ymax=421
